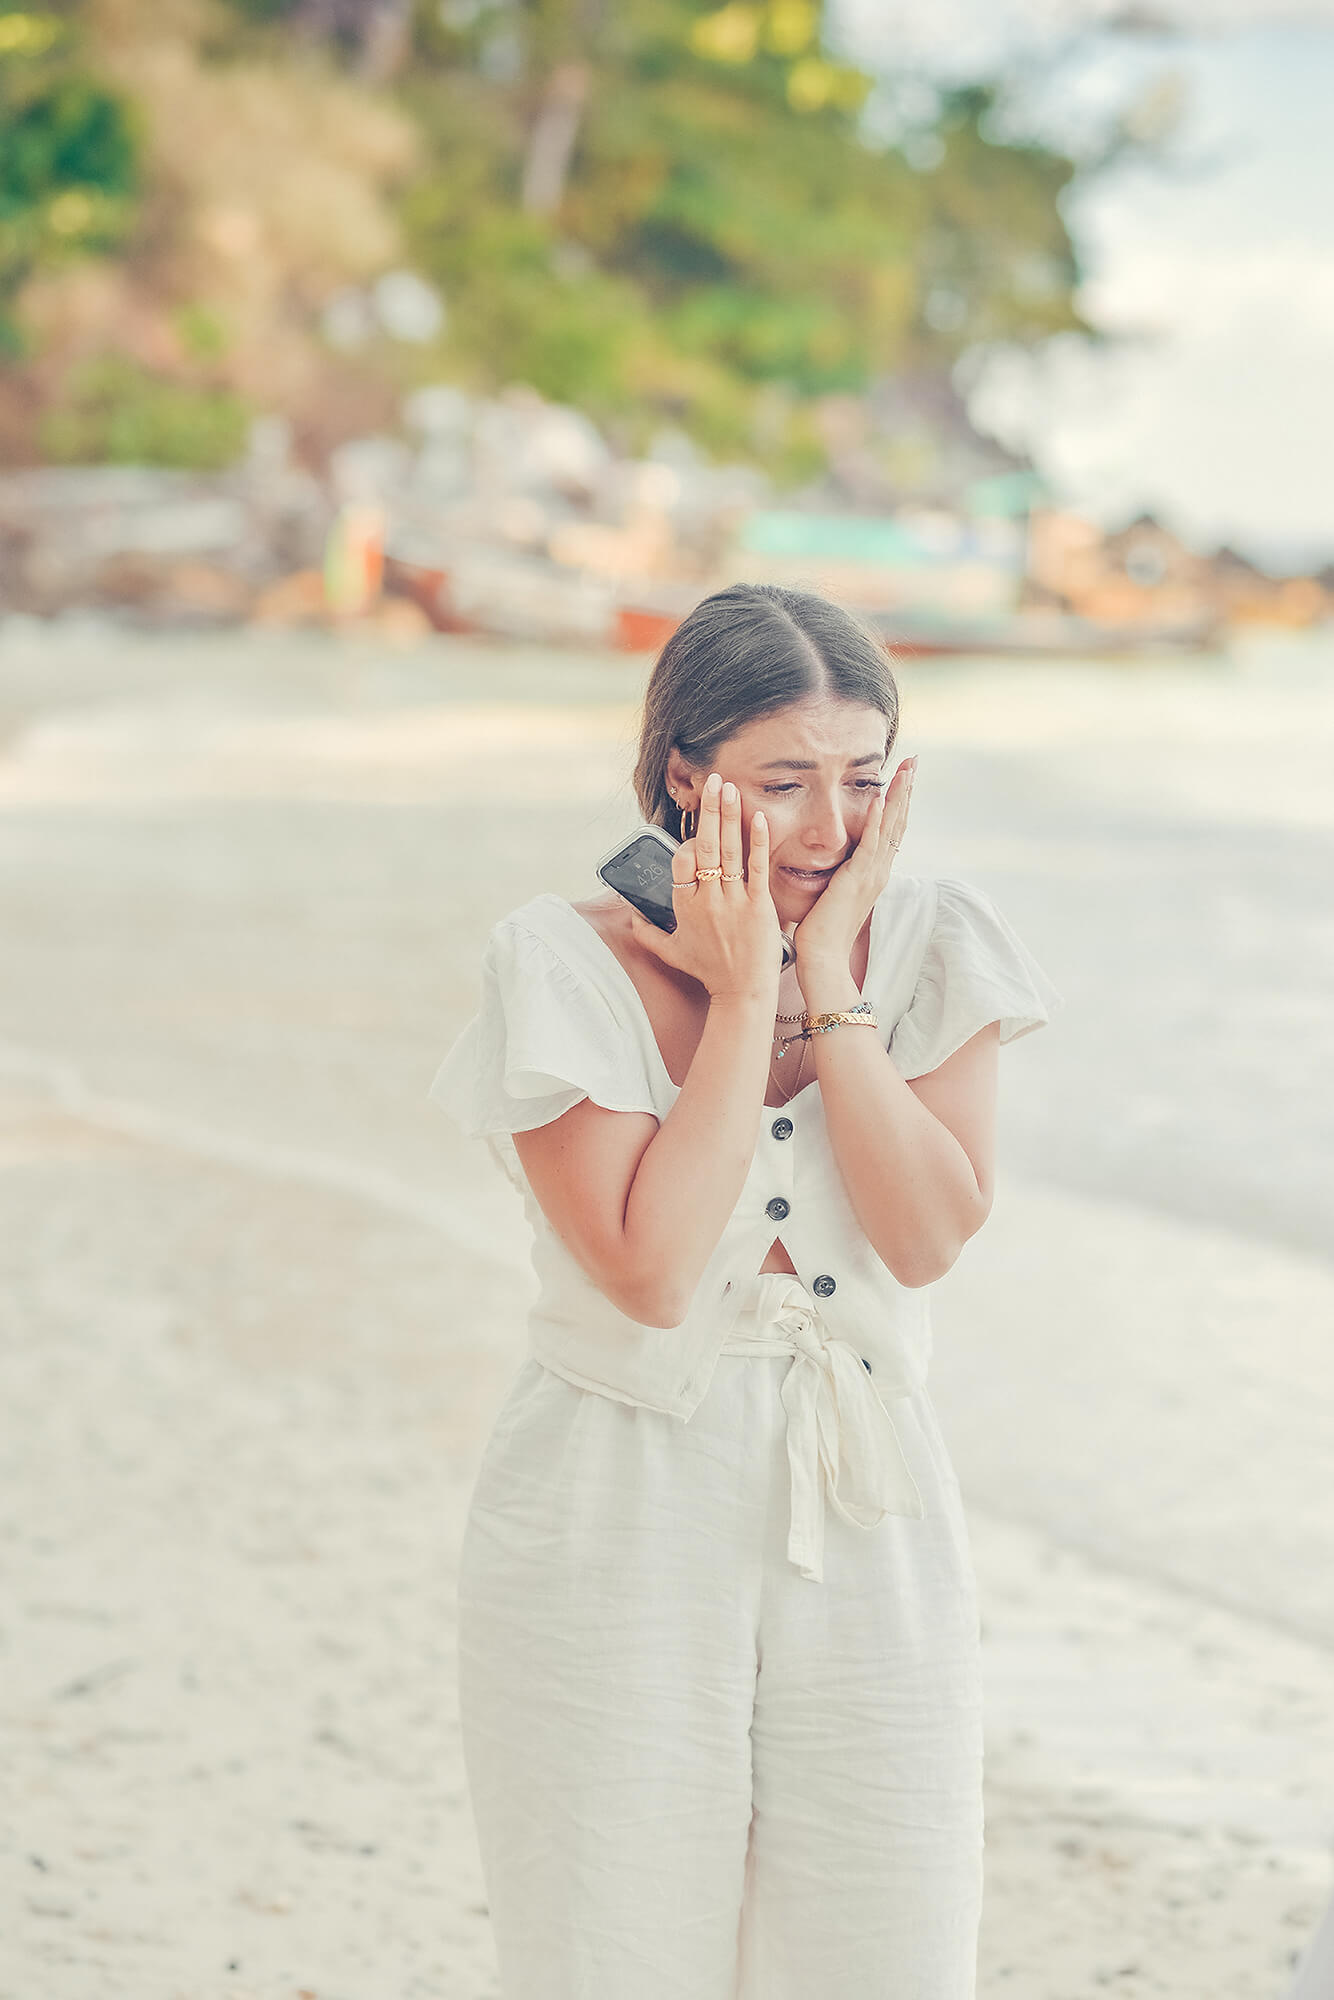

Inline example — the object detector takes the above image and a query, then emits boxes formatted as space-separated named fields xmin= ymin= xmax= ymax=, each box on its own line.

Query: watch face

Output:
xmin=599 ymin=833 xmax=677 ymax=931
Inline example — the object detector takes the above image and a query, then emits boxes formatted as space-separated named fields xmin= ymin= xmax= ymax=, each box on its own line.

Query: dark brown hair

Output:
xmin=633 ymin=583 xmax=900 ymax=837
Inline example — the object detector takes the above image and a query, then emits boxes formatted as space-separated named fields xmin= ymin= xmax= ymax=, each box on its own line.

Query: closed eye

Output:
xmin=763 ymin=779 xmax=887 ymax=795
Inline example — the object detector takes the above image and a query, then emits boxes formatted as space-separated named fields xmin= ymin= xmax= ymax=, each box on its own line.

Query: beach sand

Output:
xmin=1 ymin=620 xmax=1330 ymax=1998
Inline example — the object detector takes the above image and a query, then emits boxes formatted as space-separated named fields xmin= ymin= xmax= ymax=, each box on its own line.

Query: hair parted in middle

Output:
xmin=632 ymin=582 xmax=900 ymax=841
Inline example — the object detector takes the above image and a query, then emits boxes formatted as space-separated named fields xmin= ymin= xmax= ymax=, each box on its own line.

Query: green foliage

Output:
xmin=174 ymin=302 xmax=231 ymax=362
xmin=11 ymin=0 xmax=1098 ymax=470
xmin=911 ymin=86 xmax=1084 ymax=348
xmin=40 ymin=353 xmax=251 ymax=467
xmin=220 ymin=0 xmax=298 ymax=17
xmin=0 ymin=7 xmax=139 ymax=348
xmin=396 ymin=0 xmax=1090 ymax=452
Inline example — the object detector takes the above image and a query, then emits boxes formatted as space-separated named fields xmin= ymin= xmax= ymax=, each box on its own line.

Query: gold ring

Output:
xmin=721 ymin=871 xmax=744 ymax=881
xmin=673 ymin=875 xmax=697 ymax=888
xmin=695 ymin=866 xmax=724 ymax=881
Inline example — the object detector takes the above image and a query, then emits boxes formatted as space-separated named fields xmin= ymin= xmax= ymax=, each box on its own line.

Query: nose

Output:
xmin=798 ymin=787 xmax=850 ymax=859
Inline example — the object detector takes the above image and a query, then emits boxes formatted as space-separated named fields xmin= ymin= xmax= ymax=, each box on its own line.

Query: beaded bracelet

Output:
xmin=774 ymin=999 xmax=878 ymax=1057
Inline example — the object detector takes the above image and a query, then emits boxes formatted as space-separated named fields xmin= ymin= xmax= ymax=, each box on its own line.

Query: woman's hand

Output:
xmin=628 ymin=771 xmax=782 ymax=1003
xmin=791 ymin=756 xmax=915 ymax=976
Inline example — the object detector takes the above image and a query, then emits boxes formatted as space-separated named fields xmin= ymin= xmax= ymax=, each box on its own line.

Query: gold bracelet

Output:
xmin=775 ymin=1000 xmax=878 ymax=1050
xmin=805 ymin=1002 xmax=879 ymax=1037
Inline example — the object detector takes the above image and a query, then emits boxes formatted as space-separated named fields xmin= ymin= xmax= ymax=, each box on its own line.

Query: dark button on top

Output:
xmin=765 ymin=1196 xmax=790 ymax=1222
xmin=770 ymin=1116 xmax=794 ymax=1141
xmin=812 ymin=1273 xmax=836 ymax=1298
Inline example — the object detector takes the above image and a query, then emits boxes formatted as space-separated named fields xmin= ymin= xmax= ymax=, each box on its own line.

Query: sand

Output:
xmin=1 ymin=617 xmax=1331 ymax=1999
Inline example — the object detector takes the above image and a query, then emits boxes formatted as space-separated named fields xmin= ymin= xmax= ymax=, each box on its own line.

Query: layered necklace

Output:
xmin=768 ymin=993 xmax=810 ymax=1102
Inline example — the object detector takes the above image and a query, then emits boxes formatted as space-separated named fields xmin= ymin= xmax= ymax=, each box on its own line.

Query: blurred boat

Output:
xmin=866 ymin=607 xmax=1225 ymax=659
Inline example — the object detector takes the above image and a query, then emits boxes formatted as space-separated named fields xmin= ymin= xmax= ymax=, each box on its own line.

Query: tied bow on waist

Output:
xmin=719 ymin=1277 xmax=925 ymax=1583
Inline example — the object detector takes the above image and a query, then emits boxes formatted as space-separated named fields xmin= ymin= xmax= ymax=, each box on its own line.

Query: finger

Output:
xmin=843 ymin=785 xmax=884 ymax=869
xmin=695 ymin=771 xmax=722 ymax=870
xmin=719 ymin=780 xmax=743 ymax=881
xmin=671 ymin=835 xmax=698 ymax=890
xmin=628 ymin=907 xmax=680 ymax=967
xmin=882 ymin=762 xmax=912 ymax=848
xmin=894 ymin=757 xmax=916 ymax=836
xmin=746 ymin=808 xmax=770 ymax=897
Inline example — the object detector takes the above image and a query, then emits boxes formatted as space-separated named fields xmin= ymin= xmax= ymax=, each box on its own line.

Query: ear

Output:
xmin=663 ymin=745 xmax=699 ymax=807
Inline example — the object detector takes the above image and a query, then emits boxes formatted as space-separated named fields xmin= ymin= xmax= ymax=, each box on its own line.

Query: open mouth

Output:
xmin=780 ymin=864 xmax=840 ymax=885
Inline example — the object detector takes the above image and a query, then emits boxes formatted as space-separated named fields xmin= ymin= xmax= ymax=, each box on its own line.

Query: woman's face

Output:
xmin=672 ymin=697 xmax=895 ymax=929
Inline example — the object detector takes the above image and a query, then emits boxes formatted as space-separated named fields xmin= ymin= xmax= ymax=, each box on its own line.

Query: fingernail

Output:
xmin=707 ymin=771 xmax=721 ymax=791
xmin=754 ymin=810 xmax=766 ymax=828
xmin=722 ymin=781 xmax=737 ymax=802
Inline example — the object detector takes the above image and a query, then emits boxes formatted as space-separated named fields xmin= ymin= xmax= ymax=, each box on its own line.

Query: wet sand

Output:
xmin=1 ymin=618 xmax=1331 ymax=1998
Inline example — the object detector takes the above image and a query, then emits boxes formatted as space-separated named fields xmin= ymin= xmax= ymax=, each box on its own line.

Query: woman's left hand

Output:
xmin=791 ymin=756 xmax=915 ymax=974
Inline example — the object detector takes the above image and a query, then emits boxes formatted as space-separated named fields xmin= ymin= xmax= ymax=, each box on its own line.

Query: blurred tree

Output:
xmin=225 ymin=0 xmax=414 ymax=78
xmin=0 ymin=5 xmax=138 ymax=355
xmin=292 ymin=0 xmax=414 ymax=80
xmin=9 ymin=0 xmax=1102 ymax=475
xmin=391 ymin=0 xmax=1089 ymax=458
xmin=40 ymin=351 xmax=250 ymax=465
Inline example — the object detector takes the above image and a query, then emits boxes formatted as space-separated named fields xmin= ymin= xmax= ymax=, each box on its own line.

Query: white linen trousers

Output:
xmin=457 ymin=1270 xmax=985 ymax=1999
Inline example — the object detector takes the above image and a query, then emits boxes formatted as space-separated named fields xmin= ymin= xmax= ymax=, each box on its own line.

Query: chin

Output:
xmin=771 ymin=873 xmax=824 ymax=907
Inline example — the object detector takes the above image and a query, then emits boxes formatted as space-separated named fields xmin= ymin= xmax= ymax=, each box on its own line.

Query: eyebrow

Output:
xmin=756 ymin=752 xmax=886 ymax=772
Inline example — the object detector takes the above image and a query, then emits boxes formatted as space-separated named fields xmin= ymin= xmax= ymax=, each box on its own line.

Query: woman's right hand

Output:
xmin=628 ymin=772 xmax=782 ymax=1003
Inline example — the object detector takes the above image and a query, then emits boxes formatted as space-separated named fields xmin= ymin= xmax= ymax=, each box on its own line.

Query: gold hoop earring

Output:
xmin=679 ymin=805 xmax=696 ymax=841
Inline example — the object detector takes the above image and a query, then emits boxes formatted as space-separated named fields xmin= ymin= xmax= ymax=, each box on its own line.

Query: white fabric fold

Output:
xmin=719 ymin=1274 xmax=925 ymax=1582
xmin=887 ymin=874 xmax=1062 ymax=1080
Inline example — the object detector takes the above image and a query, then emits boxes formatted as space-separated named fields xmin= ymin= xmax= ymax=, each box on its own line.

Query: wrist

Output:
xmin=795 ymin=959 xmax=860 ymax=1010
xmin=707 ymin=983 xmax=778 ymax=1013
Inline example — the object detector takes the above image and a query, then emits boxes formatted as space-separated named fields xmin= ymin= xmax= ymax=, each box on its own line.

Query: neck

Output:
xmin=775 ymin=962 xmax=805 ymax=1002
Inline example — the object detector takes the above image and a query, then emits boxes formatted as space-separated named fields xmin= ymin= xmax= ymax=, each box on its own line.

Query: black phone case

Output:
xmin=595 ymin=827 xmax=797 ymax=969
xmin=596 ymin=830 xmax=679 ymax=932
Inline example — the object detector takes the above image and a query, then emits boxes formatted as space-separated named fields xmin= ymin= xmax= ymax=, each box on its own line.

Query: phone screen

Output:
xmin=597 ymin=832 xmax=678 ymax=931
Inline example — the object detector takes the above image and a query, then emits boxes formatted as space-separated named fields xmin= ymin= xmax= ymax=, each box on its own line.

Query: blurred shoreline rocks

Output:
xmin=0 ymin=415 xmax=331 ymax=626
xmin=1 ymin=386 xmax=1329 ymax=654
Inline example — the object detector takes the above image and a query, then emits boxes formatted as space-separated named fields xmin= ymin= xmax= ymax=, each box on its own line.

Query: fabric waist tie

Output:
xmin=718 ymin=1273 xmax=925 ymax=1584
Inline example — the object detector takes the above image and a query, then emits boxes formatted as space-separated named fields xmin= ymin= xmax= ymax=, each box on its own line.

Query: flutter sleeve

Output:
xmin=428 ymin=913 xmax=658 ymax=1140
xmin=888 ymin=876 xmax=1062 ymax=1081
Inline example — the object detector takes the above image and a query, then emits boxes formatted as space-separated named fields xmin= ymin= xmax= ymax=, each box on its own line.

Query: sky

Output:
xmin=835 ymin=1 xmax=1334 ymax=566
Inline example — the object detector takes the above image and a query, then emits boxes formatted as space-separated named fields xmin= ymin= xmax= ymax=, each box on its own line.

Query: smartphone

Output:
xmin=595 ymin=825 xmax=796 ymax=970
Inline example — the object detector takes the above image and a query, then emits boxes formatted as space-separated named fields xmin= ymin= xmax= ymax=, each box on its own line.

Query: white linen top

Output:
xmin=429 ymin=871 xmax=1060 ymax=1424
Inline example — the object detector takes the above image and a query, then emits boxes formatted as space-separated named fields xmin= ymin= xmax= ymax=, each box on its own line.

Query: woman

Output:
xmin=430 ymin=583 xmax=1059 ymax=2000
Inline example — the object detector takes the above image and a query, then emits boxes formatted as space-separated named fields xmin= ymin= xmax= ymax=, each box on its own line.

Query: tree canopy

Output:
xmin=1 ymin=0 xmax=1100 ymax=470
xmin=0 ymin=5 xmax=138 ymax=355
xmin=398 ymin=0 xmax=1088 ymax=455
